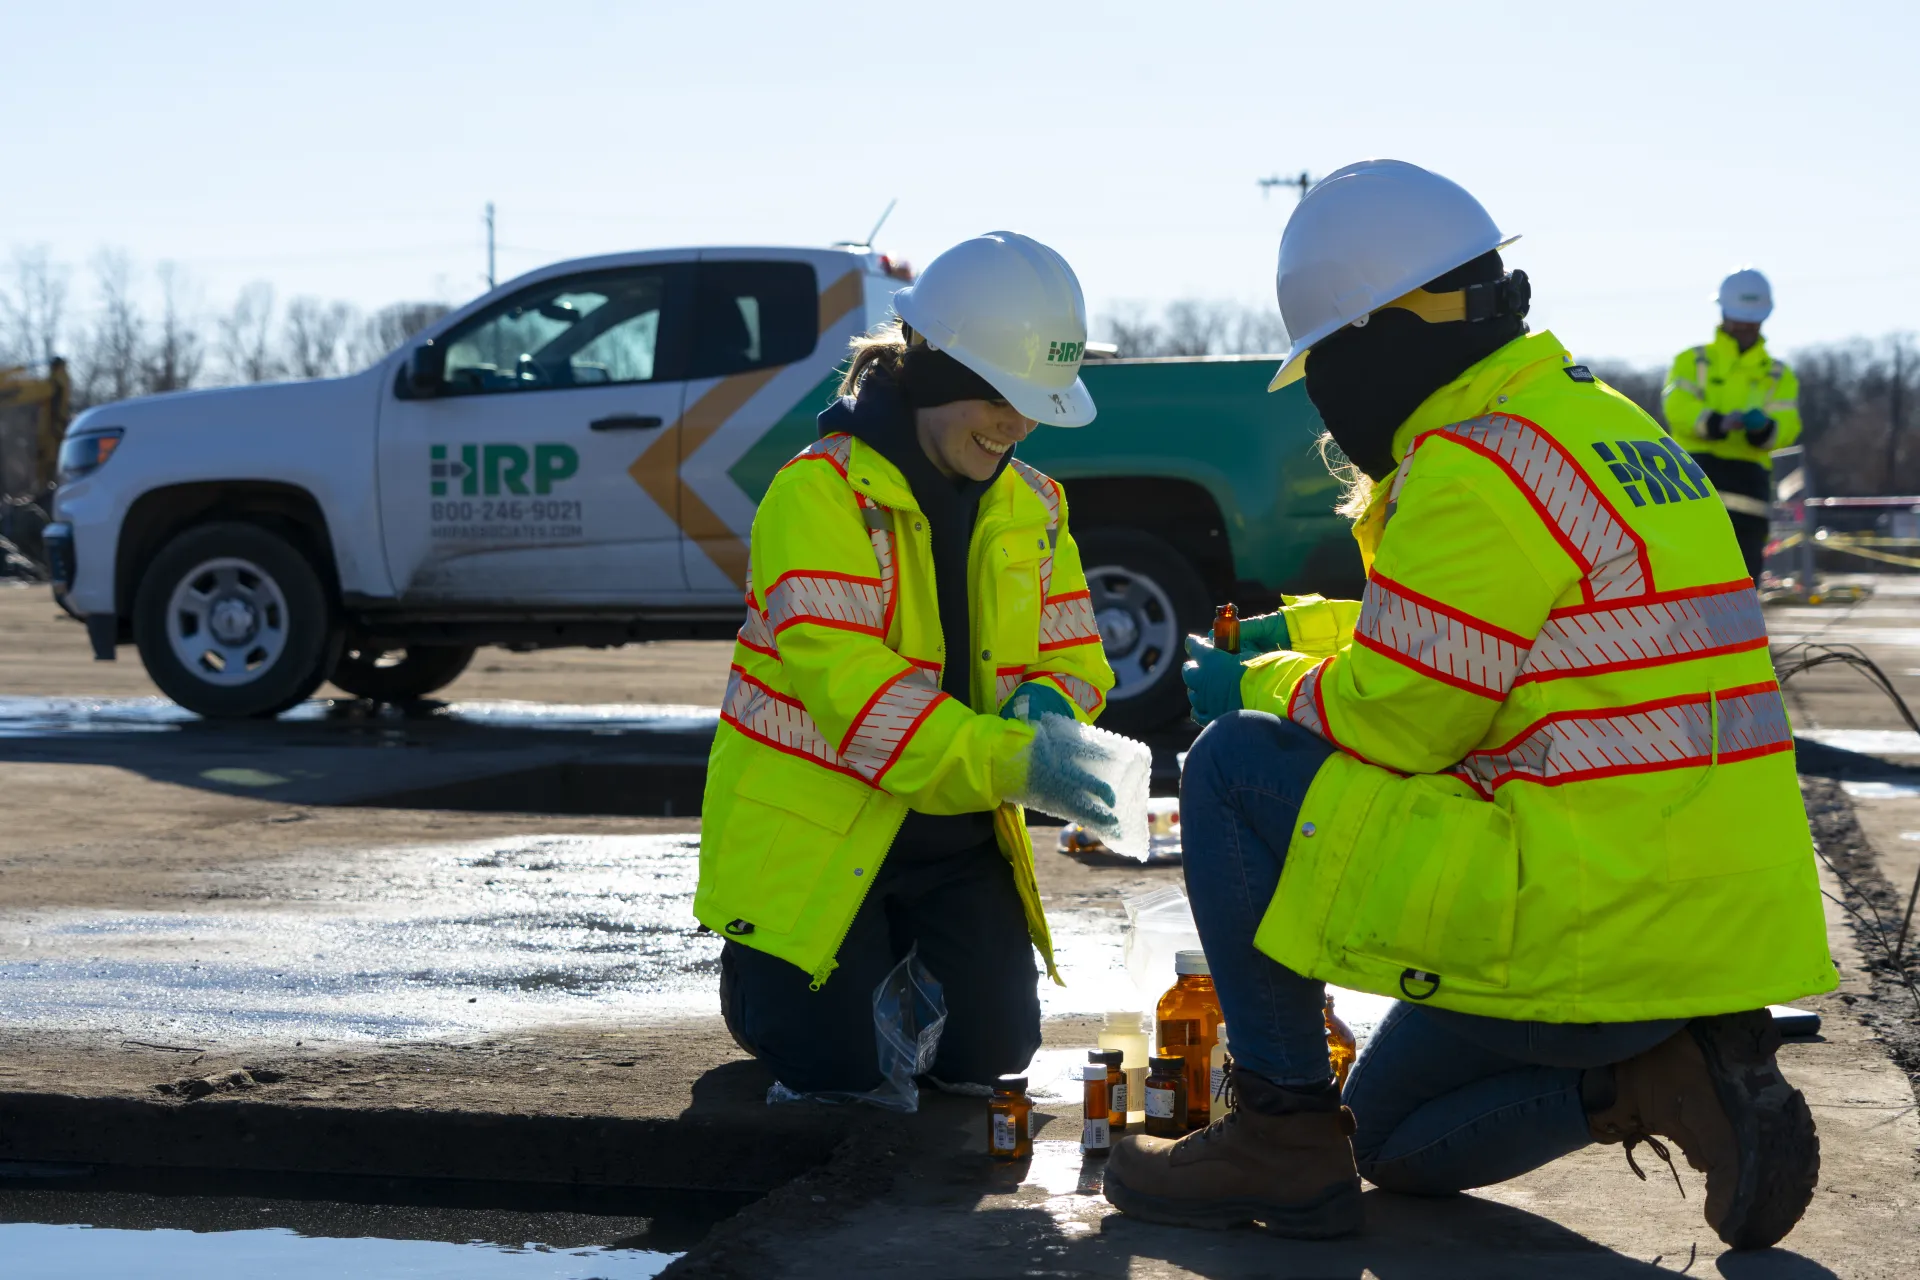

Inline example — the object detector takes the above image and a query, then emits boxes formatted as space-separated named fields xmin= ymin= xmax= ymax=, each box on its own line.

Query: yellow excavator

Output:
xmin=0 ymin=358 xmax=70 ymax=578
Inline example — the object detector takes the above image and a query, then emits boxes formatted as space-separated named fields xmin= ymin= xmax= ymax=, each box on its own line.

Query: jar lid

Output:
xmin=1148 ymin=1052 xmax=1186 ymax=1075
xmin=1088 ymin=1049 xmax=1124 ymax=1067
xmin=1102 ymin=1010 xmax=1146 ymax=1028
xmin=1175 ymin=949 xmax=1211 ymax=975
xmin=994 ymin=1074 xmax=1028 ymax=1092
xmin=1081 ymin=1064 xmax=1109 ymax=1081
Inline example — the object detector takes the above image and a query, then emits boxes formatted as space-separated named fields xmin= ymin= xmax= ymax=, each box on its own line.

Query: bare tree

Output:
xmin=145 ymin=261 xmax=204 ymax=394
xmin=1161 ymin=301 xmax=1233 ymax=357
xmin=345 ymin=301 xmax=452 ymax=370
xmin=75 ymin=250 xmax=147 ymax=407
xmin=217 ymin=282 xmax=278 ymax=383
xmin=0 ymin=246 xmax=70 ymax=373
xmin=282 ymin=296 xmax=356 ymax=379
xmin=1100 ymin=299 xmax=1286 ymax=358
xmin=1100 ymin=302 xmax=1166 ymax=358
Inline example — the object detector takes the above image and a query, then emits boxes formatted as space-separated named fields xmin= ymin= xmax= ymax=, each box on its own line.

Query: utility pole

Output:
xmin=485 ymin=202 xmax=496 ymax=290
xmin=1258 ymin=170 xmax=1316 ymax=201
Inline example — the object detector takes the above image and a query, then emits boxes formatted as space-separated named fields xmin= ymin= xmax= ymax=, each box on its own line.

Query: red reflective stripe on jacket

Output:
xmin=1518 ymin=579 xmax=1767 ymax=684
xmin=1431 ymin=414 xmax=1651 ymax=602
xmin=1453 ymin=681 xmax=1791 ymax=794
xmin=721 ymin=666 xmax=864 ymax=781
xmin=839 ymin=670 xmax=949 ymax=784
xmin=1355 ymin=573 xmax=1531 ymax=699
xmin=1038 ymin=590 xmax=1100 ymax=651
xmin=764 ymin=569 xmax=886 ymax=637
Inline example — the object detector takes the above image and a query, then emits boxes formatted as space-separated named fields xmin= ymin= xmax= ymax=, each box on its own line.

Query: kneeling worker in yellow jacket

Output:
xmin=694 ymin=233 xmax=1118 ymax=1094
xmin=1103 ymin=162 xmax=1834 ymax=1251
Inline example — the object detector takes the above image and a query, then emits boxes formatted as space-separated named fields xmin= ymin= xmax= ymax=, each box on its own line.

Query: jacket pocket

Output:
xmin=986 ymin=530 xmax=1044 ymax=669
xmin=1336 ymin=773 xmax=1519 ymax=993
xmin=713 ymin=750 xmax=873 ymax=934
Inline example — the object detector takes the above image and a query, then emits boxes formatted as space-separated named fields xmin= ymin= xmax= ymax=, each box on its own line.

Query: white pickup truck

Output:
xmin=46 ymin=242 xmax=1356 ymax=729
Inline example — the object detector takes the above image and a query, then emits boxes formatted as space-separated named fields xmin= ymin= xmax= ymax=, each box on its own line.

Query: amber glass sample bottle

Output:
xmin=1090 ymin=1048 xmax=1126 ymax=1134
xmin=1157 ymin=949 xmax=1223 ymax=1128
xmin=1144 ymin=1051 xmax=1190 ymax=1137
xmin=1325 ymin=994 xmax=1357 ymax=1090
xmin=1211 ymin=602 xmax=1241 ymax=654
xmin=1080 ymin=1065 xmax=1112 ymax=1155
xmin=987 ymin=1074 xmax=1033 ymax=1160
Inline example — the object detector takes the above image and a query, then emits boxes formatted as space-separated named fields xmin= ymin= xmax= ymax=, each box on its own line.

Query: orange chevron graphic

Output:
xmin=629 ymin=270 xmax=866 ymax=588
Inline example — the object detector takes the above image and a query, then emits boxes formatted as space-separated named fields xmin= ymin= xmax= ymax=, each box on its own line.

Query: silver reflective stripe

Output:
xmin=1694 ymin=408 xmax=1717 ymax=438
xmin=1765 ymin=400 xmax=1797 ymax=414
xmin=722 ymin=667 xmax=844 ymax=771
xmin=1669 ymin=378 xmax=1704 ymax=397
xmin=1356 ymin=576 xmax=1529 ymax=697
xmin=1036 ymin=670 xmax=1104 ymax=715
xmin=765 ymin=572 xmax=886 ymax=636
xmin=1286 ymin=659 xmax=1331 ymax=741
xmin=1438 ymin=415 xmax=1648 ymax=600
xmin=1454 ymin=685 xmax=1790 ymax=791
xmin=841 ymin=675 xmax=944 ymax=782
xmin=1008 ymin=457 xmax=1061 ymax=596
xmin=1523 ymin=583 xmax=1766 ymax=680
xmin=1039 ymin=592 xmax=1100 ymax=650
xmin=1719 ymin=492 xmax=1771 ymax=518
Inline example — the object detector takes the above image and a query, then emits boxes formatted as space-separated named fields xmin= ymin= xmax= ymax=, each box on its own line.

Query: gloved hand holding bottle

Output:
xmin=1741 ymin=407 xmax=1776 ymax=448
xmin=1182 ymin=634 xmax=1247 ymax=726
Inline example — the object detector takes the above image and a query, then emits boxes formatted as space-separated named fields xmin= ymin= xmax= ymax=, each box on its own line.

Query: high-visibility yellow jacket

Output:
xmin=1662 ymin=330 xmax=1802 ymax=469
xmin=693 ymin=432 xmax=1114 ymax=988
xmin=1240 ymin=332 xmax=1835 ymax=1023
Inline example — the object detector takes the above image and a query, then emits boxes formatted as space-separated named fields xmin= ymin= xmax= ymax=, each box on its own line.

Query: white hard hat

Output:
xmin=891 ymin=231 xmax=1096 ymax=427
xmin=1268 ymin=159 xmax=1518 ymax=391
xmin=1717 ymin=268 xmax=1773 ymax=323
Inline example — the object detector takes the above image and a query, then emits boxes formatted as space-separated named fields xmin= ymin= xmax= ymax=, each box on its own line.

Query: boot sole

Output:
xmin=1102 ymin=1172 xmax=1363 ymax=1238
xmin=1692 ymin=1010 xmax=1820 ymax=1251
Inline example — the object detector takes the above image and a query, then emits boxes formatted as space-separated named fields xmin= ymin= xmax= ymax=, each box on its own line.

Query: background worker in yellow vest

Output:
xmin=693 ymin=233 xmax=1118 ymax=1095
xmin=1663 ymin=269 xmax=1802 ymax=581
xmin=1104 ymin=162 xmax=1832 ymax=1252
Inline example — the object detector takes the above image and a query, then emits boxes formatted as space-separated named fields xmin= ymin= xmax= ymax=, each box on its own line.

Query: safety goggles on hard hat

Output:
xmin=1268 ymin=269 xmax=1532 ymax=391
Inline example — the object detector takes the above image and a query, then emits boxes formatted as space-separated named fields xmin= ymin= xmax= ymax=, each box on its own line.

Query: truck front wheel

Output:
xmin=329 ymin=644 xmax=476 ymax=703
xmin=133 ymin=522 xmax=342 ymax=719
xmin=1075 ymin=528 xmax=1211 ymax=734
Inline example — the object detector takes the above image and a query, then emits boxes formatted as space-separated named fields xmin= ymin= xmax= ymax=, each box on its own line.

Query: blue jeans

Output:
xmin=1180 ymin=710 xmax=1683 ymax=1192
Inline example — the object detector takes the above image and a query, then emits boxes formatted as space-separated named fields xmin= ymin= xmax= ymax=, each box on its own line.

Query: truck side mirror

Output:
xmin=406 ymin=341 xmax=446 ymax=397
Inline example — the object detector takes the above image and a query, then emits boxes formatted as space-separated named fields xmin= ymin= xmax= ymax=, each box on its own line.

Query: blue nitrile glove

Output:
xmin=1011 ymin=716 xmax=1119 ymax=829
xmin=1182 ymin=634 xmax=1245 ymax=726
xmin=1238 ymin=611 xmax=1290 ymax=654
xmin=1000 ymin=680 xmax=1077 ymax=724
xmin=1740 ymin=408 xmax=1770 ymax=433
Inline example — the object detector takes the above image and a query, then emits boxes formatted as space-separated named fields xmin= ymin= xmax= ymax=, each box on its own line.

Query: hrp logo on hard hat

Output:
xmin=1046 ymin=340 xmax=1084 ymax=365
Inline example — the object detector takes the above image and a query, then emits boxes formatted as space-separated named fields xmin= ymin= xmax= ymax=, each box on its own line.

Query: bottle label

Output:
xmin=1160 ymin=1019 xmax=1199 ymax=1048
xmin=1110 ymin=1080 xmax=1127 ymax=1114
xmin=991 ymin=1114 xmax=1014 ymax=1153
xmin=1210 ymin=1065 xmax=1225 ymax=1102
xmin=1145 ymin=1086 xmax=1175 ymax=1119
xmin=1081 ymin=1117 xmax=1109 ymax=1151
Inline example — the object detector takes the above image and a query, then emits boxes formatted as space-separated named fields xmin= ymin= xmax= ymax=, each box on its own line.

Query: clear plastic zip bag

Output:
xmin=766 ymin=946 xmax=948 ymax=1114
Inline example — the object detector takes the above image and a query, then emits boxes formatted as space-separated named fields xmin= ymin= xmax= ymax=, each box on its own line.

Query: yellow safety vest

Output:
xmin=693 ymin=432 xmax=1114 ymax=988
xmin=1242 ymin=332 xmax=1835 ymax=1023
xmin=1662 ymin=330 xmax=1802 ymax=470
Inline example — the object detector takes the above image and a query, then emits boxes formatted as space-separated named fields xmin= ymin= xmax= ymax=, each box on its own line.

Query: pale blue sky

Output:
xmin=5 ymin=0 xmax=1913 ymax=365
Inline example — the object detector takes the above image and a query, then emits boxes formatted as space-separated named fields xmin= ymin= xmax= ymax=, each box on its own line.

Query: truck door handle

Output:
xmin=590 ymin=414 xmax=665 ymax=431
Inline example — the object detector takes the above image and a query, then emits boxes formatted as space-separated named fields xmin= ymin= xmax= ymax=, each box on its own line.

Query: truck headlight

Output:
xmin=57 ymin=429 xmax=124 ymax=484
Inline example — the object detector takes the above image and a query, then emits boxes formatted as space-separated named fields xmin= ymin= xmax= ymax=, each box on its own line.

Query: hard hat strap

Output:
xmin=1379 ymin=270 xmax=1531 ymax=326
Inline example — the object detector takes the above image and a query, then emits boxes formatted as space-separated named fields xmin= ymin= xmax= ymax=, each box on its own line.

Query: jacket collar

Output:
xmin=1387 ymin=329 xmax=1574 ymax=464
xmin=1710 ymin=327 xmax=1771 ymax=366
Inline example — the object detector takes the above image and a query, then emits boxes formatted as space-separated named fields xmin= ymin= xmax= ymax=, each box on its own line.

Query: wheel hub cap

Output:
xmin=208 ymin=596 xmax=258 ymax=645
xmin=1096 ymin=606 xmax=1140 ymax=659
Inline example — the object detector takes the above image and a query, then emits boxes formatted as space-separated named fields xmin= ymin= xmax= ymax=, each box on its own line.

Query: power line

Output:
xmin=1257 ymin=170 xmax=1316 ymax=201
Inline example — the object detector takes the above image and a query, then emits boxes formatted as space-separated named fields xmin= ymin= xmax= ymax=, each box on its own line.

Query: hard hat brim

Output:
xmin=1000 ymin=373 xmax=1096 ymax=428
xmin=1267 ymin=351 xmax=1308 ymax=392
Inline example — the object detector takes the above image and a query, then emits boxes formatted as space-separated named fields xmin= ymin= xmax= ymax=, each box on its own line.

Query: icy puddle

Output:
xmin=1 ymin=1223 xmax=675 ymax=1280
xmin=0 ymin=695 xmax=717 ymax=740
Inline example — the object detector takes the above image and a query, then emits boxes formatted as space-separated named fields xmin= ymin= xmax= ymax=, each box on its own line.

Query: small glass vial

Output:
xmin=1080 ymin=1065 xmax=1112 ymax=1155
xmin=1089 ymin=1048 xmax=1126 ymax=1135
xmin=1097 ymin=1010 xmax=1149 ymax=1124
xmin=1211 ymin=602 xmax=1241 ymax=654
xmin=1325 ymin=994 xmax=1357 ymax=1091
xmin=1209 ymin=1021 xmax=1233 ymax=1117
xmin=987 ymin=1074 xmax=1033 ymax=1160
xmin=1157 ymin=949 xmax=1223 ymax=1128
xmin=1144 ymin=1051 xmax=1189 ymax=1137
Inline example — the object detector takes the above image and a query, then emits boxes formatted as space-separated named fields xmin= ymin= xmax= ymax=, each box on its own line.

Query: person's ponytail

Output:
xmin=838 ymin=320 xmax=910 ymax=397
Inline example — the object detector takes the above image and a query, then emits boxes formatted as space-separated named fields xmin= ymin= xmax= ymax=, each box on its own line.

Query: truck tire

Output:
xmin=1075 ymin=528 xmax=1210 ymax=734
xmin=330 ymin=644 xmax=476 ymax=703
xmin=132 ymin=521 xmax=342 ymax=719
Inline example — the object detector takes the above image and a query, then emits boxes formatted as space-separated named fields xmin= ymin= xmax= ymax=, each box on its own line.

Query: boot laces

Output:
xmin=1621 ymin=1133 xmax=1686 ymax=1199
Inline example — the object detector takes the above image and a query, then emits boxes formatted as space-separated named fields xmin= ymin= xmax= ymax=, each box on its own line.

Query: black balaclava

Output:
xmin=897 ymin=325 xmax=1006 ymax=412
xmin=1303 ymin=250 xmax=1528 ymax=481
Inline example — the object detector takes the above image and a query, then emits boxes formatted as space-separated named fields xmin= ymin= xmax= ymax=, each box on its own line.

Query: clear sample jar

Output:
xmin=988 ymin=1073 xmax=1033 ymax=1160
xmin=1097 ymin=1010 xmax=1149 ymax=1123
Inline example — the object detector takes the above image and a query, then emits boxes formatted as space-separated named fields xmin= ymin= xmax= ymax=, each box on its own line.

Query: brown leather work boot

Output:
xmin=1587 ymin=1010 xmax=1818 ymax=1251
xmin=1103 ymin=1068 xmax=1363 ymax=1237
